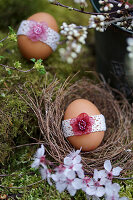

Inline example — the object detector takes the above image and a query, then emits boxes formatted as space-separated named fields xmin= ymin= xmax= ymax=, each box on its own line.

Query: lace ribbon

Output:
xmin=62 ymin=114 xmax=106 ymax=137
xmin=17 ymin=20 xmax=60 ymax=51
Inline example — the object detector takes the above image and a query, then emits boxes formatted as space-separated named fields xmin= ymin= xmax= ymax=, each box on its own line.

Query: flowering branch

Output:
xmin=51 ymin=1 xmax=98 ymax=15
xmin=30 ymin=145 xmax=129 ymax=199
xmin=0 ymin=63 xmax=34 ymax=73
xmin=51 ymin=0 xmax=133 ymax=15
xmin=48 ymin=0 xmax=133 ymax=64
xmin=0 ymin=59 xmax=46 ymax=74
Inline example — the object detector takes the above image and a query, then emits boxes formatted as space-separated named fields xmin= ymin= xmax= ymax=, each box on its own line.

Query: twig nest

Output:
xmin=17 ymin=12 xmax=60 ymax=60
xmin=19 ymin=78 xmax=133 ymax=174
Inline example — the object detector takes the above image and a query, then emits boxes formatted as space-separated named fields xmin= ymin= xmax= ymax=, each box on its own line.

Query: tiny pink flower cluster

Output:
xmin=31 ymin=145 xmax=128 ymax=200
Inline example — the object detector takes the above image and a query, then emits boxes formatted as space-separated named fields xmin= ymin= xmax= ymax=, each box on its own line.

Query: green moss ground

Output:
xmin=0 ymin=0 xmax=132 ymax=199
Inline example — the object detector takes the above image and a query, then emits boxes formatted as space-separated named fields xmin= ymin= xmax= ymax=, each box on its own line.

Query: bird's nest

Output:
xmin=18 ymin=78 xmax=133 ymax=174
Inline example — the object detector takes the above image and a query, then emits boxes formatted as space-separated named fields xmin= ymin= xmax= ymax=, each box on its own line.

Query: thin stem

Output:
xmin=0 ymin=64 xmax=34 ymax=73
xmin=53 ymin=1 xmax=102 ymax=15
xmin=0 ymin=36 xmax=8 ymax=42
xmin=52 ymin=1 xmax=133 ymax=15
xmin=114 ymin=177 xmax=133 ymax=180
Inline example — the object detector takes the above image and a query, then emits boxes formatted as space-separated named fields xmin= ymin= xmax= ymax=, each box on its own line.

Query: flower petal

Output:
xmin=112 ymin=167 xmax=122 ymax=176
xmin=51 ymin=174 xmax=58 ymax=182
xmin=73 ymin=163 xmax=82 ymax=171
xmin=40 ymin=167 xmax=47 ymax=180
xmin=86 ymin=186 xmax=96 ymax=196
xmin=73 ymin=155 xmax=81 ymax=164
xmin=77 ymin=169 xmax=85 ymax=179
xmin=67 ymin=184 xmax=77 ymax=196
xmin=104 ymin=160 xmax=112 ymax=172
xmin=31 ymin=159 xmax=40 ymax=168
xmin=64 ymin=157 xmax=72 ymax=166
xmin=72 ymin=178 xmax=83 ymax=189
xmin=56 ymin=182 xmax=67 ymax=193
xmin=96 ymin=187 xmax=105 ymax=197
xmin=93 ymin=169 xmax=99 ymax=181
xmin=35 ymin=144 xmax=45 ymax=158
xmin=105 ymin=182 xmax=113 ymax=196
xmin=66 ymin=170 xmax=76 ymax=180
xmin=112 ymin=183 xmax=120 ymax=192
xmin=99 ymin=170 xmax=106 ymax=178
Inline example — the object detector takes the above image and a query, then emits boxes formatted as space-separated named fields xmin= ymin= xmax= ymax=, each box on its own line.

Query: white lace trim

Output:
xmin=62 ymin=114 xmax=106 ymax=138
xmin=17 ymin=20 xmax=60 ymax=51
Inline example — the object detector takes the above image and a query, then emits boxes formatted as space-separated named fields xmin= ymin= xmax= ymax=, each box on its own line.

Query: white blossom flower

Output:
xmin=105 ymin=182 xmax=120 ymax=200
xmin=98 ymin=0 xmax=114 ymax=12
xmin=118 ymin=3 xmax=122 ymax=7
xmin=64 ymin=149 xmax=84 ymax=179
xmin=86 ymin=169 xmax=106 ymax=197
xmin=105 ymin=182 xmax=128 ymax=200
xmin=104 ymin=160 xmax=122 ymax=180
xmin=125 ymin=4 xmax=129 ymax=9
xmin=31 ymin=144 xmax=46 ymax=169
xmin=89 ymin=14 xmax=106 ymax=32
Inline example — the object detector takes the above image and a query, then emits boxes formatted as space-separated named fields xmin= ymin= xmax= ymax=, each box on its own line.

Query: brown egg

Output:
xmin=64 ymin=99 xmax=105 ymax=151
xmin=17 ymin=12 xmax=59 ymax=60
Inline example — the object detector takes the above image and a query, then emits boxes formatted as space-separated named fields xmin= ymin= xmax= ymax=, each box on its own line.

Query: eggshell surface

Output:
xmin=64 ymin=99 xmax=105 ymax=151
xmin=17 ymin=12 xmax=59 ymax=60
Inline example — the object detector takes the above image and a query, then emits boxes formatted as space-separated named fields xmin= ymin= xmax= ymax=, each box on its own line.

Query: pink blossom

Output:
xmin=52 ymin=164 xmax=66 ymax=183
xmin=86 ymin=169 xmax=106 ymax=197
xmin=81 ymin=176 xmax=92 ymax=192
xmin=27 ymin=20 xmax=48 ymax=42
xmin=64 ymin=149 xmax=84 ymax=179
xmin=70 ymin=113 xmax=95 ymax=135
xmin=104 ymin=160 xmax=122 ymax=180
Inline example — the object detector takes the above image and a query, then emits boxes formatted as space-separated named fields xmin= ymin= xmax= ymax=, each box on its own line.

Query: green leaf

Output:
xmin=30 ymin=58 xmax=36 ymax=63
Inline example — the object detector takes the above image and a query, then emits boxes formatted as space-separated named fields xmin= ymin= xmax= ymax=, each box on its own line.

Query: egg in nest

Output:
xmin=62 ymin=99 xmax=106 ymax=151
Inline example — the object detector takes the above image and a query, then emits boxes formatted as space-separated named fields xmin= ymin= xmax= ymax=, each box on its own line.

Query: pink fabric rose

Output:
xmin=70 ymin=113 xmax=95 ymax=135
xmin=27 ymin=20 xmax=48 ymax=42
